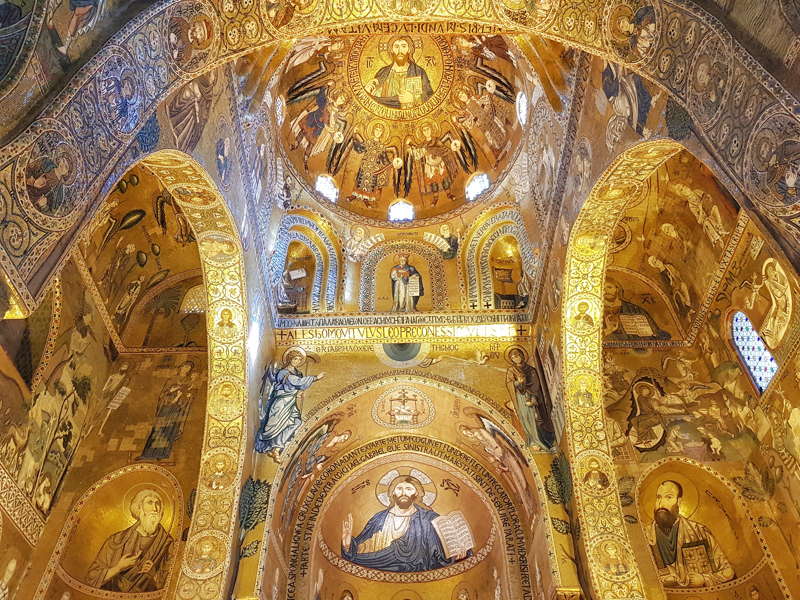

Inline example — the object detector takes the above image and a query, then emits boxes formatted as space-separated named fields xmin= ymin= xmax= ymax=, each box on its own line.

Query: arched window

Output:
xmin=465 ymin=172 xmax=490 ymax=202
xmin=515 ymin=91 xmax=529 ymax=126
xmin=388 ymin=199 xmax=414 ymax=222
xmin=731 ymin=311 xmax=778 ymax=393
xmin=315 ymin=174 xmax=338 ymax=202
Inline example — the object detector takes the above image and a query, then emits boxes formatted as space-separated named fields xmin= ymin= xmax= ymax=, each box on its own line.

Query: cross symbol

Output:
xmin=484 ymin=301 xmax=492 ymax=309
xmin=470 ymin=301 xmax=477 ymax=309
xmin=277 ymin=330 xmax=288 ymax=340
xmin=516 ymin=326 xmax=527 ymax=336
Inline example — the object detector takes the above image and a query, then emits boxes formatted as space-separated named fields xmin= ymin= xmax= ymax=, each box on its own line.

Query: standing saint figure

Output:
xmin=365 ymin=36 xmax=434 ymax=109
xmin=454 ymin=81 xmax=508 ymax=164
xmin=390 ymin=254 xmax=423 ymax=312
xmin=341 ymin=476 xmax=467 ymax=572
xmin=289 ymin=86 xmax=348 ymax=170
xmin=646 ymin=480 xmax=734 ymax=587
xmin=350 ymin=121 xmax=397 ymax=207
xmin=137 ymin=361 xmax=196 ymax=461
xmin=505 ymin=346 xmax=555 ymax=450
xmin=255 ymin=347 xmax=325 ymax=462
xmin=409 ymin=123 xmax=456 ymax=206
xmin=86 ymin=488 xmax=174 ymax=592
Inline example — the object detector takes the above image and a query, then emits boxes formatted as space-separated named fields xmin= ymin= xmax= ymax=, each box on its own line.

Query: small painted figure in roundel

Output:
xmin=25 ymin=141 xmax=79 ymax=217
xmin=265 ymin=0 xmax=315 ymax=29
xmin=168 ymin=13 xmax=213 ymax=66
xmin=607 ymin=3 xmax=656 ymax=61
xmin=766 ymin=139 xmax=800 ymax=207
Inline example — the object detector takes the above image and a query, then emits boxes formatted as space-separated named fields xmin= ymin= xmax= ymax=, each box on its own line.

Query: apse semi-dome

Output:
xmin=274 ymin=34 xmax=532 ymax=224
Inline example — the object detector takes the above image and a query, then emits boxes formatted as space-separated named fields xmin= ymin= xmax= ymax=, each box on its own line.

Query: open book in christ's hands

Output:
xmin=432 ymin=511 xmax=475 ymax=559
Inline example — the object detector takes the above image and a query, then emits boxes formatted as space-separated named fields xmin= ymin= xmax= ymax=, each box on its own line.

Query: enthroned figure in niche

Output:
xmin=646 ymin=480 xmax=734 ymax=588
xmin=86 ymin=488 xmax=174 ymax=592
xmin=390 ymin=254 xmax=423 ymax=312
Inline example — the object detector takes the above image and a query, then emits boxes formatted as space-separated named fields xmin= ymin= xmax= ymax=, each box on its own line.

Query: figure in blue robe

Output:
xmin=0 ymin=1 xmax=22 ymax=28
xmin=255 ymin=349 xmax=324 ymax=460
xmin=342 ymin=504 xmax=457 ymax=572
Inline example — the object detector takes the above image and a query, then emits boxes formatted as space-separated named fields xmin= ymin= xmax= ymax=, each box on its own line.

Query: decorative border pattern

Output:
xmin=29 ymin=275 xmax=62 ymax=393
xmin=0 ymin=463 xmax=45 ymax=545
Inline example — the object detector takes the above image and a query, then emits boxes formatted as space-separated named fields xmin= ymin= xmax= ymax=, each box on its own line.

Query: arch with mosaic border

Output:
xmin=460 ymin=205 xmax=538 ymax=310
xmin=560 ymin=139 xmax=689 ymax=600
xmin=118 ymin=150 xmax=249 ymax=599
xmin=270 ymin=211 xmax=342 ymax=313
xmin=253 ymin=370 xmax=567 ymax=597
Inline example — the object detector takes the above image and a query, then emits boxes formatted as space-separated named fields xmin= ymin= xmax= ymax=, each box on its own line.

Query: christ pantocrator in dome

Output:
xmin=364 ymin=36 xmax=434 ymax=109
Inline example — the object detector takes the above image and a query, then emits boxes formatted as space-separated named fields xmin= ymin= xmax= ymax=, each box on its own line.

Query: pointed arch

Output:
xmin=561 ymin=140 xmax=685 ymax=599
xmin=461 ymin=205 xmax=538 ymax=310
xmin=270 ymin=211 xmax=341 ymax=313
xmin=131 ymin=151 xmax=249 ymax=598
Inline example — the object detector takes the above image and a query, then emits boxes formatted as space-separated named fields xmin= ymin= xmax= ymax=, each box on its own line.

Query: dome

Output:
xmin=273 ymin=34 xmax=532 ymax=224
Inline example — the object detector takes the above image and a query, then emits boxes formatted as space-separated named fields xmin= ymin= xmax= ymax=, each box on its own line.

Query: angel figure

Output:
xmin=255 ymin=347 xmax=325 ymax=462
xmin=406 ymin=122 xmax=457 ymax=206
xmin=348 ymin=121 xmax=399 ymax=208
xmin=745 ymin=258 xmax=792 ymax=348
xmin=459 ymin=416 xmax=532 ymax=516
xmin=343 ymin=226 xmax=367 ymax=262
xmin=280 ymin=416 xmax=350 ymax=527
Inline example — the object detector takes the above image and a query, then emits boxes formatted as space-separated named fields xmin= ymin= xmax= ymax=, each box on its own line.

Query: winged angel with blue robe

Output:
xmin=255 ymin=347 xmax=325 ymax=461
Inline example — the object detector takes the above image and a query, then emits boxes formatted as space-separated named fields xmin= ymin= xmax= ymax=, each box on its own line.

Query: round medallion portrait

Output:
xmin=347 ymin=34 xmax=455 ymax=122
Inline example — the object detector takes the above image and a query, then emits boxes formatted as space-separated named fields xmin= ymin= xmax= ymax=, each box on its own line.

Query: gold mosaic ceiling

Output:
xmin=272 ymin=34 xmax=533 ymax=223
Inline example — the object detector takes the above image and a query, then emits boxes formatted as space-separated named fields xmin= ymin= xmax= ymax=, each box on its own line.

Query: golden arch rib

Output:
xmin=561 ymin=140 xmax=684 ymax=600
xmin=130 ymin=151 xmax=249 ymax=597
